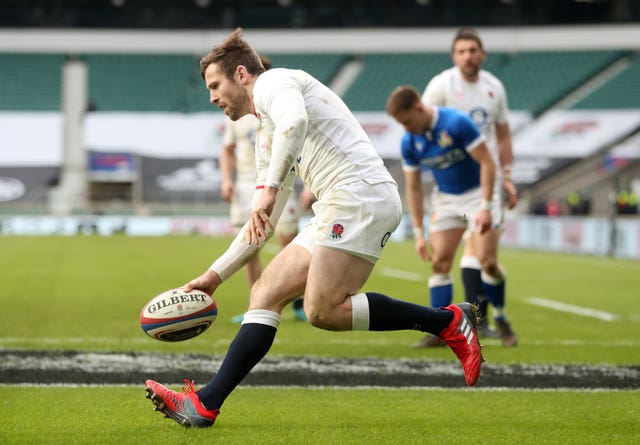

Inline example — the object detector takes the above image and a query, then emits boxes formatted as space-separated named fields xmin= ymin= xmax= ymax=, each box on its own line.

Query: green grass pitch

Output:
xmin=1 ymin=235 xmax=639 ymax=444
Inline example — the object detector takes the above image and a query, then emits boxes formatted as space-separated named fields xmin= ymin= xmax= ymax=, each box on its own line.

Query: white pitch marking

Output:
xmin=1 ymin=337 xmax=639 ymax=348
xmin=379 ymin=268 xmax=425 ymax=282
xmin=525 ymin=297 xmax=619 ymax=321
xmin=2 ymin=383 xmax=637 ymax=393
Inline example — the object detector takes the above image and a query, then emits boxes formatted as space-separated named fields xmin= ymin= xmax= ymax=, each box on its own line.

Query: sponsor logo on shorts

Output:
xmin=380 ymin=232 xmax=391 ymax=247
xmin=330 ymin=223 xmax=344 ymax=239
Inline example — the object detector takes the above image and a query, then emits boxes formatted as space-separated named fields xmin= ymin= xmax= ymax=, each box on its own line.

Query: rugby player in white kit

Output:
xmin=144 ymin=28 xmax=484 ymax=428
xmin=422 ymin=27 xmax=518 ymax=347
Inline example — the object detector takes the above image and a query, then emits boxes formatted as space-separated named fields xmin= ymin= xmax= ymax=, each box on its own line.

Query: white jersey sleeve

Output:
xmin=254 ymin=73 xmax=308 ymax=188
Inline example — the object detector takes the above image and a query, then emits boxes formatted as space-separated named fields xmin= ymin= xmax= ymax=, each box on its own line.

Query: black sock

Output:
xmin=197 ymin=323 xmax=276 ymax=410
xmin=462 ymin=267 xmax=488 ymax=319
xmin=366 ymin=292 xmax=453 ymax=335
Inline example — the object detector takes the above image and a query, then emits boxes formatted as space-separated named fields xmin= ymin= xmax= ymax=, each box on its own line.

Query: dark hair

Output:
xmin=259 ymin=54 xmax=272 ymax=71
xmin=199 ymin=27 xmax=265 ymax=79
xmin=452 ymin=27 xmax=484 ymax=52
xmin=386 ymin=85 xmax=421 ymax=115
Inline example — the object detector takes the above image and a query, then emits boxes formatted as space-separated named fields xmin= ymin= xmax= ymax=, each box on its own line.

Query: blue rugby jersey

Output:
xmin=400 ymin=107 xmax=485 ymax=195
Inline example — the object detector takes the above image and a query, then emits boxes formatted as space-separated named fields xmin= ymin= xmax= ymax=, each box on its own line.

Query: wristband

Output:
xmin=502 ymin=164 xmax=513 ymax=179
xmin=479 ymin=199 xmax=492 ymax=211
xmin=413 ymin=227 xmax=424 ymax=239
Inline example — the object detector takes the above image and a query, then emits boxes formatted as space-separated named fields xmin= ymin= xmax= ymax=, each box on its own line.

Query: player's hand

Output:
xmin=183 ymin=269 xmax=221 ymax=296
xmin=220 ymin=180 xmax=234 ymax=203
xmin=475 ymin=209 xmax=492 ymax=234
xmin=247 ymin=187 xmax=277 ymax=245
xmin=415 ymin=237 xmax=432 ymax=261
xmin=503 ymin=178 xmax=518 ymax=210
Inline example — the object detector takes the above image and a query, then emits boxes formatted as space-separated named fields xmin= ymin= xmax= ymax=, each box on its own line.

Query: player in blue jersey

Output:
xmin=386 ymin=85 xmax=497 ymax=348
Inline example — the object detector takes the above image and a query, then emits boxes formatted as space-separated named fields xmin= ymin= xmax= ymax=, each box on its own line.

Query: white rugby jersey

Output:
xmin=422 ymin=67 xmax=509 ymax=166
xmin=222 ymin=114 xmax=258 ymax=183
xmin=252 ymin=68 xmax=395 ymax=199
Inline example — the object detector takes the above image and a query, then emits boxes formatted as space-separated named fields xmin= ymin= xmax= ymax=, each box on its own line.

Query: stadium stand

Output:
xmin=0 ymin=54 xmax=63 ymax=111
xmin=571 ymin=51 xmax=640 ymax=109
xmin=85 ymin=54 xmax=207 ymax=112
xmin=266 ymin=53 xmax=348 ymax=86
xmin=341 ymin=53 xmax=453 ymax=111
xmin=67 ymin=53 xmax=346 ymax=112
xmin=1 ymin=31 xmax=639 ymax=216
xmin=340 ymin=50 xmax=625 ymax=114
xmin=499 ymin=50 xmax=626 ymax=114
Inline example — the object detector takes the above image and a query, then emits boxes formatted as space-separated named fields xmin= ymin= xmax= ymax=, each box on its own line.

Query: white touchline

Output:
xmin=525 ymin=297 xmax=619 ymax=321
xmin=379 ymin=268 xmax=425 ymax=282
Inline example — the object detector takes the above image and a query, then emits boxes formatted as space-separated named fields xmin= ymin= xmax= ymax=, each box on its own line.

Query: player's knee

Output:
xmin=432 ymin=258 xmax=453 ymax=274
xmin=304 ymin=298 xmax=340 ymax=329
xmin=482 ymin=262 xmax=504 ymax=280
xmin=305 ymin=306 xmax=331 ymax=329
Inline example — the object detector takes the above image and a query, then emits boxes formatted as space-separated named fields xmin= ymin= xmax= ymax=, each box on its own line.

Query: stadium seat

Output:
xmin=571 ymin=51 xmax=640 ymax=109
xmin=0 ymin=54 xmax=64 ymax=111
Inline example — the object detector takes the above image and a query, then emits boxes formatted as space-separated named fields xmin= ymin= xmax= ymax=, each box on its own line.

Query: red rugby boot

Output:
xmin=145 ymin=379 xmax=219 ymax=428
xmin=439 ymin=303 xmax=484 ymax=386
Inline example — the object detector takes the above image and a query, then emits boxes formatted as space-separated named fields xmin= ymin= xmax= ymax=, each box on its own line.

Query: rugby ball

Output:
xmin=140 ymin=288 xmax=217 ymax=342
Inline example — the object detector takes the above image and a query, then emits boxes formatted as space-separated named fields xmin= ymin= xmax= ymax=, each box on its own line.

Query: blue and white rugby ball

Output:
xmin=140 ymin=288 xmax=217 ymax=342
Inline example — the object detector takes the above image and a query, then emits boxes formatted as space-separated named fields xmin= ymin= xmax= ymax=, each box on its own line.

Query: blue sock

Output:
xmin=429 ymin=274 xmax=452 ymax=308
xmin=482 ymin=272 xmax=505 ymax=309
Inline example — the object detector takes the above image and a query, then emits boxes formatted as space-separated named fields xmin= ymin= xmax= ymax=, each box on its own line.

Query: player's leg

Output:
xmin=302 ymin=182 xmax=482 ymax=384
xmin=461 ymin=233 xmax=484 ymax=306
xmin=196 ymin=242 xmax=310 ymax=412
xmin=230 ymin=182 xmax=261 ymax=323
xmin=304 ymin=245 xmax=482 ymax=386
xmin=230 ymin=249 xmax=263 ymax=323
xmin=429 ymin=228 xmax=465 ymax=307
xmin=474 ymin=229 xmax=517 ymax=346
xmin=276 ymin=222 xmax=306 ymax=321
xmin=411 ymin=227 xmax=464 ymax=347
xmin=461 ymin=234 xmax=497 ymax=338
xmin=244 ymin=252 xmax=263 ymax=285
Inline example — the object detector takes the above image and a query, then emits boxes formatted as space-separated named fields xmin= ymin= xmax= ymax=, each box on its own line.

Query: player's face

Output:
xmin=452 ymin=39 xmax=485 ymax=80
xmin=204 ymin=63 xmax=252 ymax=121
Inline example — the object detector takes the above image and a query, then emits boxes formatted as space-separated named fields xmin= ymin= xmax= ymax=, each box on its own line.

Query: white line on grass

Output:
xmin=378 ymin=268 xmax=425 ymax=282
xmin=2 ymin=337 xmax=639 ymax=347
xmin=2 ymin=383 xmax=637 ymax=393
xmin=524 ymin=297 xmax=620 ymax=321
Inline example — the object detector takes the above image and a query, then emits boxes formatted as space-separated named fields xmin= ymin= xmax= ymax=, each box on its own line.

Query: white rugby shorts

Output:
xmin=429 ymin=186 xmax=504 ymax=233
xmin=293 ymin=181 xmax=401 ymax=264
